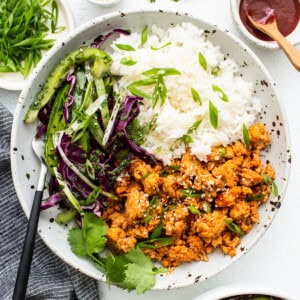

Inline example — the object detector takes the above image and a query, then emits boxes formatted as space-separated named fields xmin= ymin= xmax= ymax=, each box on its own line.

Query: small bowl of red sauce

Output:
xmin=230 ymin=0 xmax=300 ymax=49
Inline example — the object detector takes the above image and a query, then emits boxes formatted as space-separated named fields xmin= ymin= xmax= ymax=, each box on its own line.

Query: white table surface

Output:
xmin=1 ymin=0 xmax=300 ymax=299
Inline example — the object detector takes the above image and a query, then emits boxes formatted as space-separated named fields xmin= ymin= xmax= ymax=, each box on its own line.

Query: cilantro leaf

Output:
xmin=68 ymin=212 xmax=108 ymax=257
xmin=83 ymin=213 xmax=108 ymax=254
xmin=68 ymin=228 xmax=87 ymax=256
xmin=68 ymin=214 xmax=165 ymax=294
xmin=123 ymin=262 xmax=156 ymax=294
xmin=105 ymin=254 xmax=128 ymax=286
xmin=122 ymin=247 xmax=164 ymax=294
xmin=105 ymin=247 xmax=166 ymax=294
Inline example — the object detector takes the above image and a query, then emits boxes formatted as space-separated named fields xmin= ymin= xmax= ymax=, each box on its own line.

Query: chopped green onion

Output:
xmin=263 ymin=174 xmax=278 ymax=197
xmin=202 ymin=201 xmax=211 ymax=213
xmin=150 ymin=220 xmax=163 ymax=239
xmin=212 ymin=84 xmax=229 ymax=102
xmin=85 ymin=159 xmax=96 ymax=181
xmin=219 ymin=147 xmax=226 ymax=157
xmin=115 ymin=44 xmax=135 ymax=51
xmin=188 ymin=206 xmax=201 ymax=215
xmin=272 ymin=181 xmax=279 ymax=197
xmin=86 ymin=187 xmax=103 ymax=205
xmin=120 ymin=57 xmax=137 ymax=66
xmin=209 ymin=100 xmax=218 ymax=129
xmin=141 ymin=25 xmax=148 ymax=46
xmin=242 ymin=123 xmax=251 ymax=149
xmin=129 ymin=67 xmax=180 ymax=108
xmin=144 ymin=195 xmax=159 ymax=224
xmin=198 ymin=52 xmax=207 ymax=71
xmin=187 ymin=120 xmax=202 ymax=134
xmin=180 ymin=134 xmax=193 ymax=144
xmin=224 ymin=219 xmax=244 ymax=235
xmin=0 ymin=0 xmax=63 ymax=77
xmin=151 ymin=42 xmax=172 ymax=50
xmin=51 ymin=0 xmax=65 ymax=33
xmin=247 ymin=193 xmax=265 ymax=201
xmin=141 ymin=172 xmax=152 ymax=179
xmin=156 ymin=75 xmax=167 ymax=107
xmin=142 ymin=67 xmax=181 ymax=78
xmin=181 ymin=188 xmax=203 ymax=198
xmin=159 ymin=165 xmax=179 ymax=177
xmin=191 ymin=88 xmax=202 ymax=105
xmin=138 ymin=237 xmax=175 ymax=249
xmin=211 ymin=66 xmax=221 ymax=76
xmin=128 ymin=77 xmax=157 ymax=87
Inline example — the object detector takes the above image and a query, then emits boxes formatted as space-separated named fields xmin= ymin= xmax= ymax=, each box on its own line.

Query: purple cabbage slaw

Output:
xmin=39 ymin=28 xmax=158 ymax=216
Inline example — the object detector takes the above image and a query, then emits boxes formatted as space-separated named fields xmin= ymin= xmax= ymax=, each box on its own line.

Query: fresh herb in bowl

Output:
xmin=0 ymin=0 xmax=64 ymax=78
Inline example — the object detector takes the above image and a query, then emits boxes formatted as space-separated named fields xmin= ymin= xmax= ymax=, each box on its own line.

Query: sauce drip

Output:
xmin=239 ymin=0 xmax=300 ymax=41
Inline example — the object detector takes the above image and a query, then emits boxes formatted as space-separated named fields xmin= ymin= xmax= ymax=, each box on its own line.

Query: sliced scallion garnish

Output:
xmin=198 ymin=52 xmax=207 ymax=71
xmin=138 ymin=237 xmax=175 ymax=249
xmin=242 ymin=123 xmax=251 ymax=149
xmin=187 ymin=120 xmax=202 ymax=134
xmin=188 ymin=206 xmax=201 ymax=215
xmin=115 ymin=44 xmax=135 ymax=51
xmin=211 ymin=66 xmax=221 ymax=76
xmin=209 ymin=100 xmax=218 ymax=129
xmin=141 ymin=25 xmax=148 ymax=46
xmin=212 ymin=84 xmax=229 ymax=102
xmin=151 ymin=42 xmax=172 ymax=50
xmin=224 ymin=219 xmax=244 ymax=236
xmin=181 ymin=188 xmax=203 ymax=198
xmin=263 ymin=174 xmax=279 ymax=197
xmin=128 ymin=68 xmax=181 ymax=108
xmin=120 ymin=57 xmax=137 ymax=66
xmin=191 ymin=87 xmax=202 ymax=105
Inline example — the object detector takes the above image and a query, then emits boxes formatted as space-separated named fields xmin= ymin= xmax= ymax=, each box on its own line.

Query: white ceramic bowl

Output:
xmin=86 ymin=0 xmax=123 ymax=8
xmin=230 ymin=0 xmax=300 ymax=49
xmin=11 ymin=9 xmax=291 ymax=290
xmin=193 ymin=284 xmax=294 ymax=300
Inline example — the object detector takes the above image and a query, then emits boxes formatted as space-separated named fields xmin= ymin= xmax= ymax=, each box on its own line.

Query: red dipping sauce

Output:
xmin=239 ymin=0 xmax=300 ymax=41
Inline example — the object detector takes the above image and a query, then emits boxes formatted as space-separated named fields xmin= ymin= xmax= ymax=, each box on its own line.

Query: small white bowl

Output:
xmin=230 ymin=0 xmax=300 ymax=49
xmin=86 ymin=0 xmax=123 ymax=8
xmin=193 ymin=284 xmax=295 ymax=300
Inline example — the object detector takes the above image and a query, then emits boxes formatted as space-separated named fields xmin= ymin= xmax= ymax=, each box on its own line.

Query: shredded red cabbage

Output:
xmin=110 ymin=95 xmax=158 ymax=165
xmin=91 ymin=28 xmax=131 ymax=48
xmin=41 ymin=192 xmax=63 ymax=210
xmin=35 ymin=124 xmax=47 ymax=139
xmin=63 ymin=70 xmax=76 ymax=123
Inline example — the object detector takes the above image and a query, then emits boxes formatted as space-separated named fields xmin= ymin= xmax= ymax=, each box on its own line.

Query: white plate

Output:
xmin=0 ymin=0 xmax=75 ymax=91
xmin=11 ymin=9 xmax=291 ymax=290
xmin=230 ymin=0 xmax=300 ymax=49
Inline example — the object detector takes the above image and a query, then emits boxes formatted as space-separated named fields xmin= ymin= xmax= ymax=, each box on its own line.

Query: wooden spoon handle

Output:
xmin=266 ymin=26 xmax=300 ymax=71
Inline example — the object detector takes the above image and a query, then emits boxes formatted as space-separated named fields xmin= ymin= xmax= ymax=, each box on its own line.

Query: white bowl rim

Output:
xmin=230 ymin=0 xmax=300 ymax=49
xmin=11 ymin=7 xmax=292 ymax=290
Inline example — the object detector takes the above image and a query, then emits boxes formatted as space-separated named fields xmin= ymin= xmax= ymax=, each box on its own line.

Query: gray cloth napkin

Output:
xmin=0 ymin=103 xmax=99 ymax=300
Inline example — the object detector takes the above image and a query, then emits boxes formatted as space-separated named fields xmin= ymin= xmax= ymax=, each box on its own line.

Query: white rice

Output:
xmin=109 ymin=22 xmax=261 ymax=165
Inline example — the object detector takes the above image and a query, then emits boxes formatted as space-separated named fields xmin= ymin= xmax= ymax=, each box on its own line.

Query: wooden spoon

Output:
xmin=247 ymin=12 xmax=300 ymax=71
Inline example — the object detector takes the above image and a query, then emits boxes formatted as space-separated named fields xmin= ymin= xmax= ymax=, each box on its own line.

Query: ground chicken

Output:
xmin=249 ymin=123 xmax=271 ymax=149
xmin=100 ymin=124 xmax=275 ymax=267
